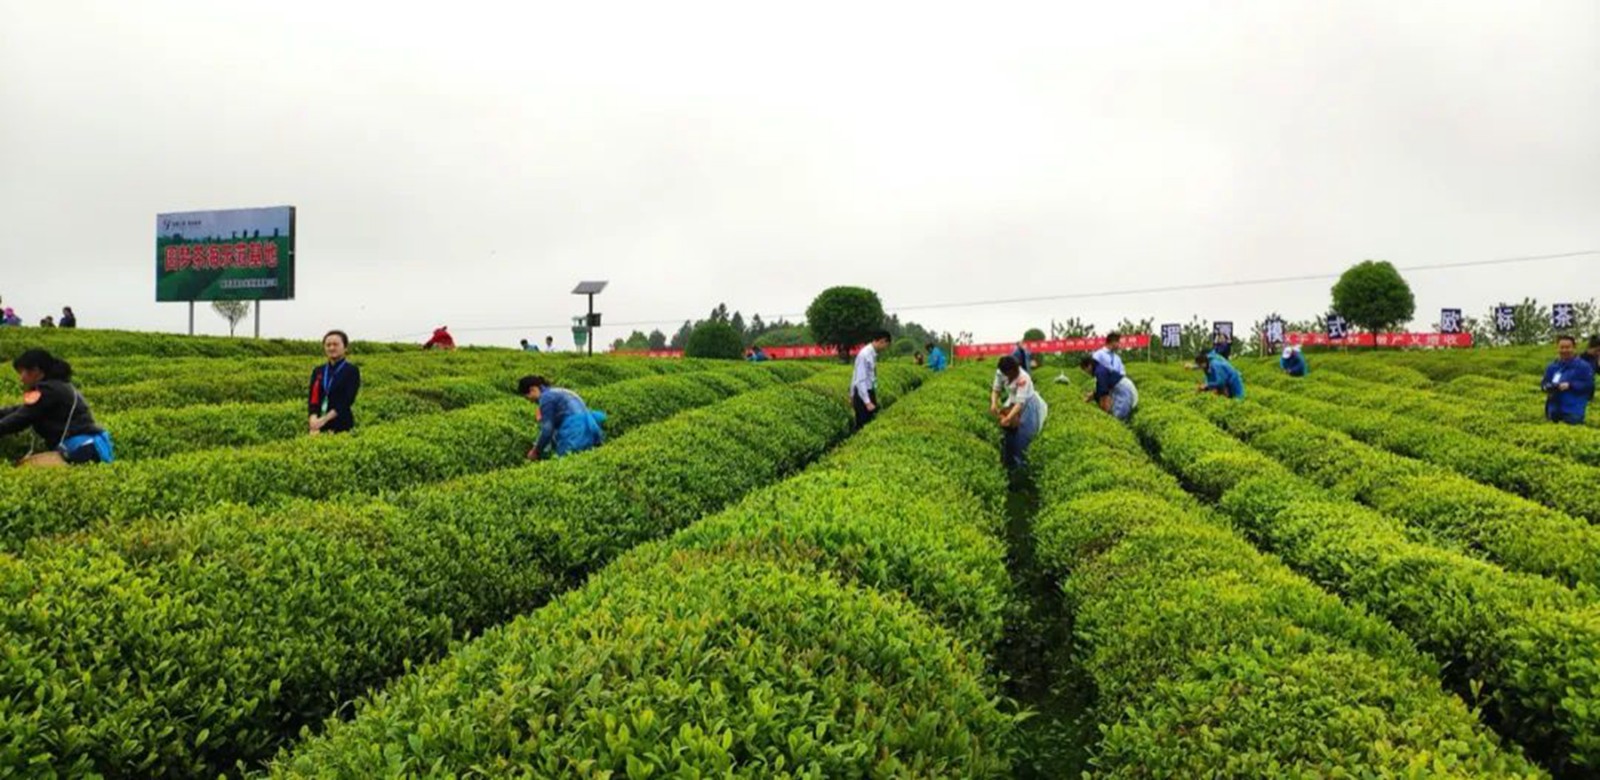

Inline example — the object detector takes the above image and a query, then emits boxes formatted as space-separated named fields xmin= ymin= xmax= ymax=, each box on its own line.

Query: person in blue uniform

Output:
xmin=1196 ymin=348 xmax=1245 ymax=399
xmin=519 ymin=374 xmax=608 ymax=459
xmin=309 ymin=330 xmax=362 ymax=435
xmin=1543 ymin=335 xmax=1595 ymax=425
xmin=925 ymin=341 xmax=948 ymax=372
xmin=1277 ymin=343 xmax=1309 ymax=377
xmin=1079 ymin=355 xmax=1139 ymax=421
xmin=0 ymin=349 xmax=113 ymax=466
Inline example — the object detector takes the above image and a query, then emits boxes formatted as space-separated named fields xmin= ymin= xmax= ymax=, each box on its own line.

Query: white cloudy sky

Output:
xmin=2 ymin=1 xmax=1596 ymax=346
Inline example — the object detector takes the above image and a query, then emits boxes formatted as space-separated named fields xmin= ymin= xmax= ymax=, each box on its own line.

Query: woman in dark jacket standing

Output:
xmin=308 ymin=330 xmax=361 ymax=435
xmin=0 ymin=349 xmax=113 ymax=466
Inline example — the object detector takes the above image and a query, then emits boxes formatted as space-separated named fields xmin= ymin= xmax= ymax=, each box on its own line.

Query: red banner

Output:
xmin=612 ymin=345 xmax=856 ymax=360
xmin=954 ymin=334 xmax=1151 ymax=359
xmin=1285 ymin=332 xmax=1474 ymax=348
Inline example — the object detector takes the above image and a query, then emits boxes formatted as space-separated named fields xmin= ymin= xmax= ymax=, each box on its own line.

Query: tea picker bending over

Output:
xmin=0 ymin=349 xmax=113 ymax=466
xmin=519 ymin=375 xmax=607 ymax=459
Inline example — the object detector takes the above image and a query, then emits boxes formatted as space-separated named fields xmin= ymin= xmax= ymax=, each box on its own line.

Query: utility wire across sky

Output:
xmin=387 ymin=249 xmax=1600 ymax=341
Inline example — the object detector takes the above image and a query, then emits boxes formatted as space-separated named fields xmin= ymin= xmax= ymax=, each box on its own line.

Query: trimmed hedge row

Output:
xmin=1136 ymin=375 xmax=1600 ymax=592
xmin=1131 ymin=390 xmax=1600 ymax=773
xmin=0 ymin=378 xmax=510 ymax=464
xmin=69 ymin=355 xmax=694 ymax=413
xmin=1443 ymin=374 xmax=1600 ymax=426
xmin=1249 ymin=367 xmax=1600 ymax=468
xmin=0 ymin=365 xmax=803 ymax=550
xmin=0 ymin=328 xmax=419 ymax=359
xmin=63 ymin=349 xmax=663 ymax=388
xmin=269 ymin=371 xmax=1018 ymax=778
xmin=1303 ymin=356 xmax=1435 ymax=388
xmin=1027 ymin=383 xmax=1541 ymax=776
xmin=0 ymin=372 xmax=874 ymax=777
xmin=1243 ymin=383 xmax=1600 ymax=523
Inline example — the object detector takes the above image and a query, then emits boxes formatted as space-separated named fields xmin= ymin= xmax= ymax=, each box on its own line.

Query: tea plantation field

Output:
xmin=0 ymin=330 xmax=1595 ymax=778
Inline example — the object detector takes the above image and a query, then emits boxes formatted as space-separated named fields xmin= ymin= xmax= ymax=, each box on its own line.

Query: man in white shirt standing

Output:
xmin=851 ymin=329 xmax=893 ymax=430
xmin=544 ymin=336 xmax=559 ymax=353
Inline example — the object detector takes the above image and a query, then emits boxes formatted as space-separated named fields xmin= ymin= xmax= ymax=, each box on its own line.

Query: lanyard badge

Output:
xmin=321 ymin=362 xmax=344 ymax=416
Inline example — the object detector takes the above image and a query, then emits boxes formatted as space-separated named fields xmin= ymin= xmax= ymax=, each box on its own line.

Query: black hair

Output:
xmin=1105 ymin=332 xmax=1121 ymax=344
xmin=1558 ymin=335 xmax=1577 ymax=346
xmin=13 ymin=349 xmax=72 ymax=382
xmin=1588 ymin=335 xmax=1600 ymax=349
xmin=517 ymin=375 xmax=550 ymax=395
xmin=925 ymin=341 xmax=936 ymax=350
xmin=1079 ymin=355 xmax=1096 ymax=369
xmin=1195 ymin=350 xmax=1213 ymax=366
xmin=998 ymin=355 xmax=1020 ymax=376
xmin=323 ymin=330 xmax=350 ymax=347
xmin=870 ymin=329 xmax=892 ymax=342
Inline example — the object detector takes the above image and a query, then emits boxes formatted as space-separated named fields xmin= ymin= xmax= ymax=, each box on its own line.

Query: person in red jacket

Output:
xmin=422 ymin=326 xmax=456 ymax=350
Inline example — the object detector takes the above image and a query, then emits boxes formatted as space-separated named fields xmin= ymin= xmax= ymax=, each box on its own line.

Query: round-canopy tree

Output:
xmin=1022 ymin=327 xmax=1046 ymax=342
xmin=1331 ymin=260 xmax=1415 ymax=333
xmin=684 ymin=320 xmax=744 ymax=360
xmin=806 ymin=286 xmax=885 ymax=358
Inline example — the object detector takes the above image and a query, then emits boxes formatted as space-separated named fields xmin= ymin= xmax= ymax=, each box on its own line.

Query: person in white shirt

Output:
xmin=543 ymin=336 xmax=559 ymax=353
xmin=851 ymin=330 xmax=892 ymax=430
xmin=992 ymin=355 xmax=1049 ymax=471
xmin=1091 ymin=332 xmax=1126 ymax=375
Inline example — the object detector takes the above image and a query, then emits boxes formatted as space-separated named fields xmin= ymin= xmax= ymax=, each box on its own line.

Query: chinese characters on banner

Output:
xmin=1326 ymin=314 xmax=1350 ymax=340
xmin=1495 ymin=305 xmax=1517 ymax=333
xmin=954 ymin=334 xmax=1152 ymax=359
xmin=1264 ymin=317 xmax=1286 ymax=344
xmin=1160 ymin=323 xmax=1182 ymax=348
xmin=1553 ymin=303 xmax=1576 ymax=330
xmin=1440 ymin=308 xmax=1463 ymax=334
xmin=1285 ymin=332 xmax=1475 ymax=348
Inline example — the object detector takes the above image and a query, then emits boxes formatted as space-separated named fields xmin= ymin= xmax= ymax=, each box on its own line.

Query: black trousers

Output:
xmin=852 ymin=390 xmax=878 ymax=430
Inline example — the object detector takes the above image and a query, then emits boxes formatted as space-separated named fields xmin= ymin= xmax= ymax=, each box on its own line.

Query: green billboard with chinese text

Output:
xmin=156 ymin=206 xmax=295 ymax=301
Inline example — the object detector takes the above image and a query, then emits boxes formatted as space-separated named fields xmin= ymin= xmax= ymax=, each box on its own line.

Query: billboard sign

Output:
xmin=156 ymin=206 xmax=295 ymax=301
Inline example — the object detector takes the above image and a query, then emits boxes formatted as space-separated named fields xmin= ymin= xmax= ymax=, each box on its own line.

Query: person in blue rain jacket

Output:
xmin=1277 ymin=343 xmax=1309 ymax=377
xmin=926 ymin=342 xmax=948 ymax=372
xmin=519 ymin=374 xmax=607 ymax=459
xmin=1542 ymin=335 xmax=1595 ymax=425
xmin=1196 ymin=349 xmax=1245 ymax=399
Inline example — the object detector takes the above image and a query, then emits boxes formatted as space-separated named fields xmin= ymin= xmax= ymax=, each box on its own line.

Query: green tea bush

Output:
xmin=270 ymin=372 xmax=1018 ymax=778
xmin=1156 ymin=378 xmax=1600 ymax=591
xmin=1029 ymin=385 xmax=1540 ymax=776
xmin=0 ymin=378 xmax=864 ymax=776
xmin=1132 ymin=389 xmax=1600 ymax=773
xmin=0 ymin=365 xmax=800 ymax=550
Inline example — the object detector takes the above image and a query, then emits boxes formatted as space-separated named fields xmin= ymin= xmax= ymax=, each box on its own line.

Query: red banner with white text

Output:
xmin=1285 ymin=332 xmax=1475 ymax=348
xmin=954 ymin=334 xmax=1151 ymax=359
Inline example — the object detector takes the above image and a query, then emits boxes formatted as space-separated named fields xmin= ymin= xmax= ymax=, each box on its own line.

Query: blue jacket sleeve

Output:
xmin=535 ymin=394 xmax=561 ymax=455
xmin=1569 ymin=360 xmax=1596 ymax=397
xmin=1543 ymin=363 xmax=1560 ymax=390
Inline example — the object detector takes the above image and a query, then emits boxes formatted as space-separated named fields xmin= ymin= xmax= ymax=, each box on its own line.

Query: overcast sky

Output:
xmin=2 ymin=1 xmax=1596 ymax=347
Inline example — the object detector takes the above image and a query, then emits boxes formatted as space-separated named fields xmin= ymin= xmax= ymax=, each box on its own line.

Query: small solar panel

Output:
xmin=572 ymin=281 xmax=609 ymax=295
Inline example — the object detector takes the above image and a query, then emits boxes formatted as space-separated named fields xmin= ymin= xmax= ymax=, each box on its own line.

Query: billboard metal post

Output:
xmin=254 ymin=301 xmax=261 ymax=339
xmin=188 ymin=302 xmax=195 ymax=336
